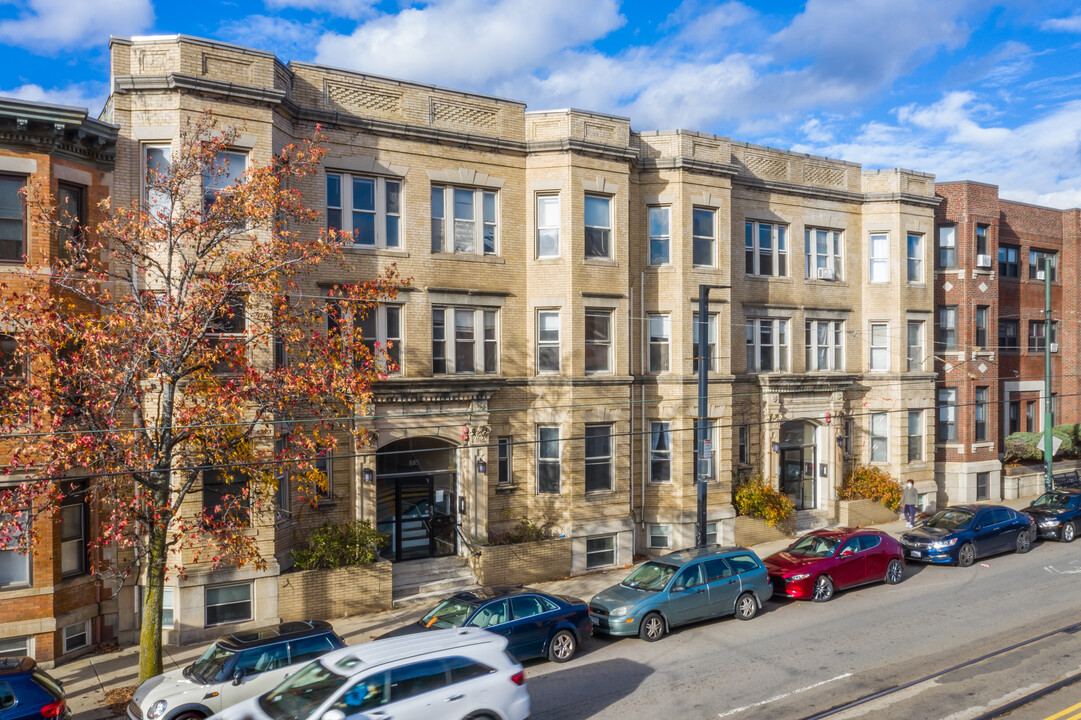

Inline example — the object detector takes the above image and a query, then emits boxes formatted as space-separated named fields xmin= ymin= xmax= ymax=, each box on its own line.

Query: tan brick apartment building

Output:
xmin=0 ymin=98 xmax=119 ymax=665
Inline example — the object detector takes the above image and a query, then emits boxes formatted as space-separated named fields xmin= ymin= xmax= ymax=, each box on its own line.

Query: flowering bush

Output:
xmin=837 ymin=466 xmax=902 ymax=511
xmin=734 ymin=476 xmax=795 ymax=527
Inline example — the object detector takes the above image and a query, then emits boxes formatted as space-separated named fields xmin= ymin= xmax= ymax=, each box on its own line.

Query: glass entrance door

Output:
xmin=376 ymin=474 xmax=459 ymax=562
xmin=396 ymin=478 xmax=431 ymax=562
xmin=781 ymin=446 xmax=816 ymax=510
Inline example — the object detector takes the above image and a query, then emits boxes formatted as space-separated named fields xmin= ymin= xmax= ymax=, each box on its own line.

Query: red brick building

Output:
xmin=0 ymin=97 xmax=118 ymax=665
xmin=934 ymin=180 xmax=1081 ymax=504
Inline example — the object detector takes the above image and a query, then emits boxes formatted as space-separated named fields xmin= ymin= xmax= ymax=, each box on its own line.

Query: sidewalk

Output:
xmin=56 ymin=494 xmax=1044 ymax=718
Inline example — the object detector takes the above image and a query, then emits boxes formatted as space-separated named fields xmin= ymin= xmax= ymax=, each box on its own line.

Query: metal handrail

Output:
xmin=456 ymin=524 xmax=483 ymax=557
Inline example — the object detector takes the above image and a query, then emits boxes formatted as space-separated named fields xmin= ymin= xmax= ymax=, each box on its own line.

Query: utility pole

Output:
xmin=1044 ymin=256 xmax=1053 ymax=493
xmin=696 ymin=284 xmax=728 ymax=547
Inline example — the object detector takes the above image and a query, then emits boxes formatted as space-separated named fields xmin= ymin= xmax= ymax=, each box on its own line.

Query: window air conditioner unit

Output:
xmin=1050 ymin=343 xmax=1059 ymax=353
xmin=816 ymin=267 xmax=837 ymax=281
xmin=976 ymin=254 xmax=992 ymax=268
xmin=1037 ymin=270 xmax=1046 ymax=280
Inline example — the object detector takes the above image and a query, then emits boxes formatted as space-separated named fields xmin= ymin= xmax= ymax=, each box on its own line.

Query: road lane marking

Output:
xmin=717 ymin=673 xmax=853 ymax=718
xmin=1044 ymin=699 xmax=1081 ymax=720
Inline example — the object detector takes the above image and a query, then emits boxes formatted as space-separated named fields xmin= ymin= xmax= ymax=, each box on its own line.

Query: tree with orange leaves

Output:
xmin=0 ymin=113 xmax=401 ymax=680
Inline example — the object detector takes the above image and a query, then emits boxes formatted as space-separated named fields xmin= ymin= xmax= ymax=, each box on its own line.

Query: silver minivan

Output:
xmin=210 ymin=628 xmax=529 ymax=720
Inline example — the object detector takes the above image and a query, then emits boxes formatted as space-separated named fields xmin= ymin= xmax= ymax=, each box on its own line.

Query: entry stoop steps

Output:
xmin=392 ymin=555 xmax=479 ymax=607
xmin=795 ymin=509 xmax=834 ymax=534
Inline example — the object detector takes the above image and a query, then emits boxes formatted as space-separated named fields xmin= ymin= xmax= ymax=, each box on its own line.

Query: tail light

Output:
xmin=510 ymin=670 xmax=526 ymax=686
xmin=41 ymin=700 xmax=66 ymax=718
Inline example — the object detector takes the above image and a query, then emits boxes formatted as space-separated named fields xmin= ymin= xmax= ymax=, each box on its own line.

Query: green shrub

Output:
xmin=837 ymin=466 xmax=902 ymax=512
xmin=1053 ymin=427 xmax=1076 ymax=456
xmin=488 ymin=519 xmax=556 ymax=545
xmin=734 ymin=476 xmax=794 ymax=527
xmin=291 ymin=520 xmax=388 ymax=570
xmin=1004 ymin=432 xmax=1044 ymax=462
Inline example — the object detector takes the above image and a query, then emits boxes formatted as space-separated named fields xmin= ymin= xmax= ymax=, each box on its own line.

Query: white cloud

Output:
xmin=264 ymin=0 xmax=376 ymax=20
xmin=0 ymin=0 xmax=153 ymax=50
xmin=219 ymin=15 xmax=323 ymax=61
xmin=0 ymin=82 xmax=108 ymax=114
xmin=1042 ymin=13 xmax=1081 ymax=32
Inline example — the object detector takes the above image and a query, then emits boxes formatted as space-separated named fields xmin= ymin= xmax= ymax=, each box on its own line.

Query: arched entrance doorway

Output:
xmin=779 ymin=420 xmax=818 ymax=510
xmin=376 ymin=437 xmax=458 ymax=562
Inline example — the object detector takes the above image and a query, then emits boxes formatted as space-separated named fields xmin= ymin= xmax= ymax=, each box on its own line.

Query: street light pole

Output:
xmin=1044 ymin=256 xmax=1053 ymax=493
xmin=696 ymin=284 xmax=728 ymax=547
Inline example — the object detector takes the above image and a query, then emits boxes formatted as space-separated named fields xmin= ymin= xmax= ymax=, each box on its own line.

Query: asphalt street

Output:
xmin=523 ymin=538 xmax=1081 ymax=720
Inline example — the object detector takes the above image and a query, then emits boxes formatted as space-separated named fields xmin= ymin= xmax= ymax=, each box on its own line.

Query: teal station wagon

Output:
xmin=588 ymin=546 xmax=772 ymax=641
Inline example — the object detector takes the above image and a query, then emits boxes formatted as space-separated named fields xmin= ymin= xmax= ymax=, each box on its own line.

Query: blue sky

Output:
xmin=2 ymin=0 xmax=1080 ymax=207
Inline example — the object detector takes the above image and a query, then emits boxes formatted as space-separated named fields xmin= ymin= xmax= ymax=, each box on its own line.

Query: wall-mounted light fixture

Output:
xmin=771 ymin=442 xmax=780 ymax=453
xmin=362 ymin=468 xmax=374 ymax=483
xmin=476 ymin=457 xmax=487 ymax=475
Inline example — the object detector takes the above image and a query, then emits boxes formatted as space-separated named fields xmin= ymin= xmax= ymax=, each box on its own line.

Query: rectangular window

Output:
xmin=938 ymin=388 xmax=957 ymax=442
xmin=1029 ymin=249 xmax=1057 ymax=281
xmin=975 ymin=387 xmax=989 ymax=442
xmin=937 ymin=225 xmax=956 ymax=268
xmin=274 ymin=436 xmax=291 ymax=520
xmin=584 ymin=425 xmax=613 ymax=493
xmin=1026 ymin=400 xmax=1036 ymax=432
xmin=0 ymin=511 xmax=29 ymax=588
xmin=869 ymin=233 xmax=889 ymax=282
xmin=975 ymin=306 xmax=989 ymax=348
xmin=585 ymin=535 xmax=616 ymax=569
xmin=584 ymin=309 xmax=612 ymax=374
xmin=693 ymin=418 xmax=715 ymax=481
xmin=353 ymin=304 xmax=402 ymax=373
xmin=497 ymin=437 xmax=512 ymax=485
xmin=745 ymin=220 xmax=787 ymax=277
xmin=648 ymin=206 xmax=670 ymax=265
xmin=584 ymin=194 xmax=611 ymax=259
xmin=143 ymin=145 xmax=171 ymax=221
xmin=327 ymin=173 xmax=401 ymax=249
xmin=60 ymin=501 xmax=86 ymax=576
xmin=999 ymin=320 xmax=1019 ymax=353
xmin=648 ymin=525 xmax=670 ymax=549
xmin=0 ymin=636 xmax=29 ymax=656
xmin=843 ymin=419 xmax=854 ymax=455
xmin=1008 ymin=401 xmax=1020 ymax=435
xmin=203 ymin=150 xmax=247 ymax=216
xmin=0 ymin=334 xmax=23 ymax=380
xmin=907 ymin=233 xmax=923 ymax=282
xmin=1028 ymin=321 xmax=1057 ymax=352
xmin=976 ymin=472 xmax=990 ymax=501
xmin=976 ymin=224 xmax=988 ymax=255
xmin=999 ymin=244 xmax=1019 ymax=277
xmin=692 ymin=313 xmax=718 ymax=373
xmin=738 ymin=425 xmax=749 ymax=465
xmin=650 ymin=422 xmax=671 ymax=483
xmin=430 ymin=185 xmax=496 ymax=255
xmin=536 ymin=310 xmax=560 ymax=374
xmin=692 ymin=208 xmax=715 ymax=266
xmin=205 ymin=583 xmax=252 ymax=627
xmin=313 ymin=449 xmax=333 ymax=500
xmin=870 ymin=413 xmax=888 ymax=462
xmin=206 ymin=296 xmax=247 ymax=375
xmin=536 ymin=194 xmax=560 ymax=258
xmin=57 ymin=182 xmax=86 ymax=259
xmin=62 ymin=621 xmax=89 ymax=654
xmin=702 ymin=522 xmax=718 ymax=546
xmin=202 ymin=468 xmax=250 ymax=525
xmin=869 ymin=322 xmax=889 ymax=372
xmin=804 ymin=227 xmax=843 ymax=280
xmin=431 ymin=307 xmax=497 ymax=375
xmin=536 ymin=426 xmax=561 ymax=494
xmin=648 ymin=314 xmax=670 ymax=373
xmin=0 ymin=174 xmax=26 ymax=262
xmin=908 ymin=411 xmax=923 ymax=462
xmin=745 ymin=318 xmax=789 ymax=372
xmin=805 ymin=320 xmax=844 ymax=371
xmin=162 ymin=586 xmax=175 ymax=629
xmin=937 ymin=306 xmax=957 ymax=351
xmin=907 ymin=321 xmax=924 ymax=372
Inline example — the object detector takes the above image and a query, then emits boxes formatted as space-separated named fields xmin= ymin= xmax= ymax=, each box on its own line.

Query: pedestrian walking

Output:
xmin=902 ymin=479 xmax=919 ymax=528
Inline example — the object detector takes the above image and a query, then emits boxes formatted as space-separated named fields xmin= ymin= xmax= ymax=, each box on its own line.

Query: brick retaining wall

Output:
xmin=278 ymin=561 xmax=392 ymax=622
xmin=837 ymin=499 xmax=898 ymax=527
xmin=469 ymin=538 xmax=572 ymax=586
xmin=732 ymin=516 xmax=794 ymax=546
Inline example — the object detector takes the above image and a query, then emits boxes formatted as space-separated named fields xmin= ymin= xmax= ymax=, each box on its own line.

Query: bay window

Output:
xmin=431 ymin=185 xmax=497 ymax=255
xmin=432 ymin=306 xmax=497 ymax=375
xmin=327 ymin=173 xmax=402 ymax=249
xmin=746 ymin=318 xmax=789 ymax=372
xmin=805 ymin=320 xmax=844 ymax=371
xmin=804 ymin=227 xmax=843 ymax=280
xmin=745 ymin=220 xmax=787 ymax=277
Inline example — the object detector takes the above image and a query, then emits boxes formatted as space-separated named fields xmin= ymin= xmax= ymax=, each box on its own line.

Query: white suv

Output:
xmin=211 ymin=627 xmax=530 ymax=720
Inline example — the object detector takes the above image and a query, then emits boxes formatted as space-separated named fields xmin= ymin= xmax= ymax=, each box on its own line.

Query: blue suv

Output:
xmin=0 ymin=657 xmax=69 ymax=719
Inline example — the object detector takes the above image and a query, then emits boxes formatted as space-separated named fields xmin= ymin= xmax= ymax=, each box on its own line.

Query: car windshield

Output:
xmin=258 ymin=660 xmax=348 ymax=720
xmin=419 ymin=598 xmax=478 ymax=629
xmin=925 ymin=509 xmax=974 ymax=530
xmin=620 ymin=562 xmax=678 ymax=591
xmin=1033 ymin=492 xmax=1071 ymax=509
xmin=189 ymin=642 xmax=234 ymax=684
xmin=786 ymin=535 xmax=840 ymax=558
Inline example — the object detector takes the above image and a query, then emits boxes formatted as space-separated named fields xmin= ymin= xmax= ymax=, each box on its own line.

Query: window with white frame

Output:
xmin=738 ymin=425 xmax=749 ymax=465
xmin=162 ymin=586 xmax=175 ymax=629
xmin=497 ymin=437 xmax=512 ymax=485
xmin=57 ymin=182 xmax=86 ymax=260
xmin=536 ymin=194 xmax=560 ymax=258
xmin=702 ymin=522 xmax=718 ymax=545
xmin=274 ymin=436 xmax=291 ymax=520
xmin=649 ymin=525 xmax=670 ymax=549
xmin=1030 ymin=249 xmax=1058 ymax=281
xmin=937 ymin=225 xmax=956 ymax=268
xmin=869 ymin=323 xmax=889 ymax=372
xmin=0 ymin=511 xmax=29 ymax=588
xmin=804 ymin=227 xmax=843 ymax=280
xmin=62 ymin=621 xmax=89 ymax=653
xmin=536 ymin=310 xmax=560 ymax=374
xmin=142 ymin=145 xmax=171 ymax=222
xmin=584 ymin=424 xmax=613 ymax=493
xmin=648 ymin=206 xmax=670 ymax=265
xmin=745 ymin=220 xmax=787 ymax=277
xmin=329 ymin=302 xmax=402 ymax=373
xmin=205 ymin=295 xmax=247 ymax=375
xmin=1028 ymin=320 xmax=1057 ymax=352
xmin=648 ymin=314 xmax=670 ymax=373
xmin=584 ymin=309 xmax=612 ymax=374
xmin=937 ymin=388 xmax=957 ymax=442
xmin=584 ymin=194 xmax=612 ymax=259
xmin=0 ymin=636 xmax=29 ymax=656
xmin=205 ymin=582 xmax=253 ymax=627
xmin=0 ymin=174 xmax=26 ymax=263
xmin=312 ymin=449 xmax=333 ymax=501
xmin=746 ymin=318 xmax=789 ymax=372
xmin=908 ymin=410 xmax=923 ymax=462
xmin=975 ymin=387 xmax=989 ymax=442
xmin=907 ymin=321 xmax=924 ymax=372
xmin=805 ymin=320 xmax=844 ymax=371
xmin=536 ymin=426 xmax=561 ymax=494
xmin=60 ymin=497 xmax=87 ymax=577
xmin=585 ymin=535 xmax=616 ymax=569
xmin=327 ymin=173 xmax=401 ymax=249
xmin=843 ymin=419 xmax=853 ymax=455
xmin=870 ymin=413 xmax=888 ymax=462
xmin=649 ymin=422 xmax=671 ymax=483
xmin=692 ymin=312 xmax=717 ymax=373
xmin=869 ymin=233 xmax=889 ymax=282
xmin=692 ymin=208 xmax=715 ymax=266
xmin=907 ymin=233 xmax=923 ymax=282
xmin=938 ymin=306 xmax=958 ymax=351
xmin=203 ymin=150 xmax=247 ymax=217
xmin=432 ymin=306 xmax=497 ymax=375
xmin=431 ymin=185 xmax=497 ymax=255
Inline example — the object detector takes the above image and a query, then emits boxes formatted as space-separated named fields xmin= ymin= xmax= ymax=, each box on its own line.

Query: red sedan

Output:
xmin=763 ymin=528 xmax=905 ymax=602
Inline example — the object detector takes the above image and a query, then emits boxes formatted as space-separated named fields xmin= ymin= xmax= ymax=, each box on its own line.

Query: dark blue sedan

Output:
xmin=1022 ymin=489 xmax=1081 ymax=542
xmin=0 ymin=657 xmax=69 ymax=719
xmin=900 ymin=505 xmax=1035 ymax=567
xmin=381 ymin=586 xmax=591 ymax=663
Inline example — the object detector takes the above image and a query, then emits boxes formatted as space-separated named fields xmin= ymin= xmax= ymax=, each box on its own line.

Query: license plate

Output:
xmin=590 ymin=616 xmax=600 ymax=625
xmin=910 ymin=550 xmax=922 ymax=558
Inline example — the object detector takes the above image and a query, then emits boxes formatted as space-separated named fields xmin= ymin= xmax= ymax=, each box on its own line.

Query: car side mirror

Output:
xmin=322 ymin=711 xmax=346 ymax=720
xmin=672 ymin=585 xmax=686 ymax=593
xmin=232 ymin=668 xmax=246 ymax=686
xmin=840 ymin=549 xmax=854 ymax=557
xmin=974 ymin=524 xmax=983 ymax=531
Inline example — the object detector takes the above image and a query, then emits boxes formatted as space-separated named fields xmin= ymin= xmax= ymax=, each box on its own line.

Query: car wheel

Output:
xmin=958 ymin=542 xmax=976 ymax=567
xmin=885 ymin=558 xmax=904 ymax=585
xmin=1063 ymin=522 xmax=1076 ymax=543
xmin=173 ymin=714 xmax=207 ymax=720
xmin=465 ymin=714 xmax=499 ymax=720
xmin=1016 ymin=529 xmax=1032 ymax=554
xmin=735 ymin=592 xmax=758 ymax=620
xmin=812 ymin=575 xmax=834 ymax=602
xmin=548 ymin=629 xmax=577 ymax=663
xmin=639 ymin=612 xmax=665 ymax=642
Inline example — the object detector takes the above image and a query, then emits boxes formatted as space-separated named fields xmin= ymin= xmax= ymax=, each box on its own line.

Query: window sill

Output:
xmin=314 ymin=500 xmax=338 ymax=510
xmin=585 ymin=490 xmax=616 ymax=497
xmin=745 ymin=274 xmax=793 ymax=282
xmin=971 ymin=442 xmax=996 ymax=450
xmin=583 ymin=258 xmax=618 ymax=267
xmin=432 ymin=252 xmax=505 ymax=264
xmin=344 ymin=246 xmax=409 ymax=258
xmin=495 ymin=484 xmax=518 ymax=494
xmin=937 ymin=443 xmax=963 ymax=450
xmin=804 ymin=279 xmax=848 ymax=286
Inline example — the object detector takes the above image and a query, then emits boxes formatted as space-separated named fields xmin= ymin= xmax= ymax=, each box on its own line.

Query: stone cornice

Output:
xmin=733 ymin=175 xmax=865 ymax=204
xmin=0 ymin=98 xmax=118 ymax=169
xmin=863 ymin=191 xmax=943 ymax=208
xmin=635 ymin=156 xmax=740 ymax=178
xmin=112 ymin=73 xmax=287 ymax=106
xmin=372 ymin=377 xmax=504 ymax=403
xmin=527 ymin=138 xmax=638 ymax=162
